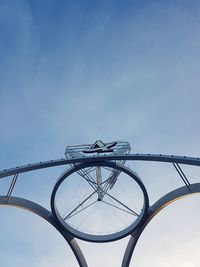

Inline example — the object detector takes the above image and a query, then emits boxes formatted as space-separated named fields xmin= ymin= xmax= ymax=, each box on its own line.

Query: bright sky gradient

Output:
xmin=0 ymin=0 xmax=200 ymax=266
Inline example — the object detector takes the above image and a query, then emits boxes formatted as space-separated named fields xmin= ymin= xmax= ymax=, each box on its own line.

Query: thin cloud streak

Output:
xmin=0 ymin=0 xmax=200 ymax=266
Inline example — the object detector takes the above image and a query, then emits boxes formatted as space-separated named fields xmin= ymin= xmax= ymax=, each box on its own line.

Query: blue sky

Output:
xmin=0 ymin=0 xmax=200 ymax=266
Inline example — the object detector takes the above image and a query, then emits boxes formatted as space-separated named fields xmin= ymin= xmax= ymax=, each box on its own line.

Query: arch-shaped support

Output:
xmin=1 ymin=153 xmax=200 ymax=179
xmin=122 ymin=183 xmax=200 ymax=267
xmin=0 ymin=196 xmax=88 ymax=267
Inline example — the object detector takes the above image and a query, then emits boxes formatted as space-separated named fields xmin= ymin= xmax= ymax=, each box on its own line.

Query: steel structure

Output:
xmin=0 ymin=140 xmax=200 ymax=266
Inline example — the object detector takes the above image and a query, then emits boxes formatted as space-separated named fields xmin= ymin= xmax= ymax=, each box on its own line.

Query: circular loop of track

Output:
xmin=51 ymin=161 xmax=149 ymax=242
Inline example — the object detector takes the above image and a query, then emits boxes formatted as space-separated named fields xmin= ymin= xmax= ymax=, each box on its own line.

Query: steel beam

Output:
xmin=0 ymin=154 xmax=200 ymax=179
xmin=121 ymin=182 xmax=200 ymax=267
xmin=0 ymin=196 xmax=88 ymax=267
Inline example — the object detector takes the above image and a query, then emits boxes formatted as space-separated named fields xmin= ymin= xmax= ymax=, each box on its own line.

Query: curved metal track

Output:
xmin=1 ymin=154 xmax=200 ymax=179
xmin=121 ymin=182 xmax=200 ymax=267
xmin=51 ymin=161 xmax=149 ymax=242
xmin=0 ymin=196 xmax=88 ymax=267
xmin=1 ymin=154 xmax=200 ymax=266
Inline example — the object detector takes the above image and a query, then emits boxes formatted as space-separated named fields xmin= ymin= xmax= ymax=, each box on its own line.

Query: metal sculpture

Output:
xmin=0 ymin=140 xmax=200 ymax=267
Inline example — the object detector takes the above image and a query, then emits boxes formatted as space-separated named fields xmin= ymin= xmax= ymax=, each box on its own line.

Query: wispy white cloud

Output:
xmin=0 ymin=0 xmax=200 ymax=266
